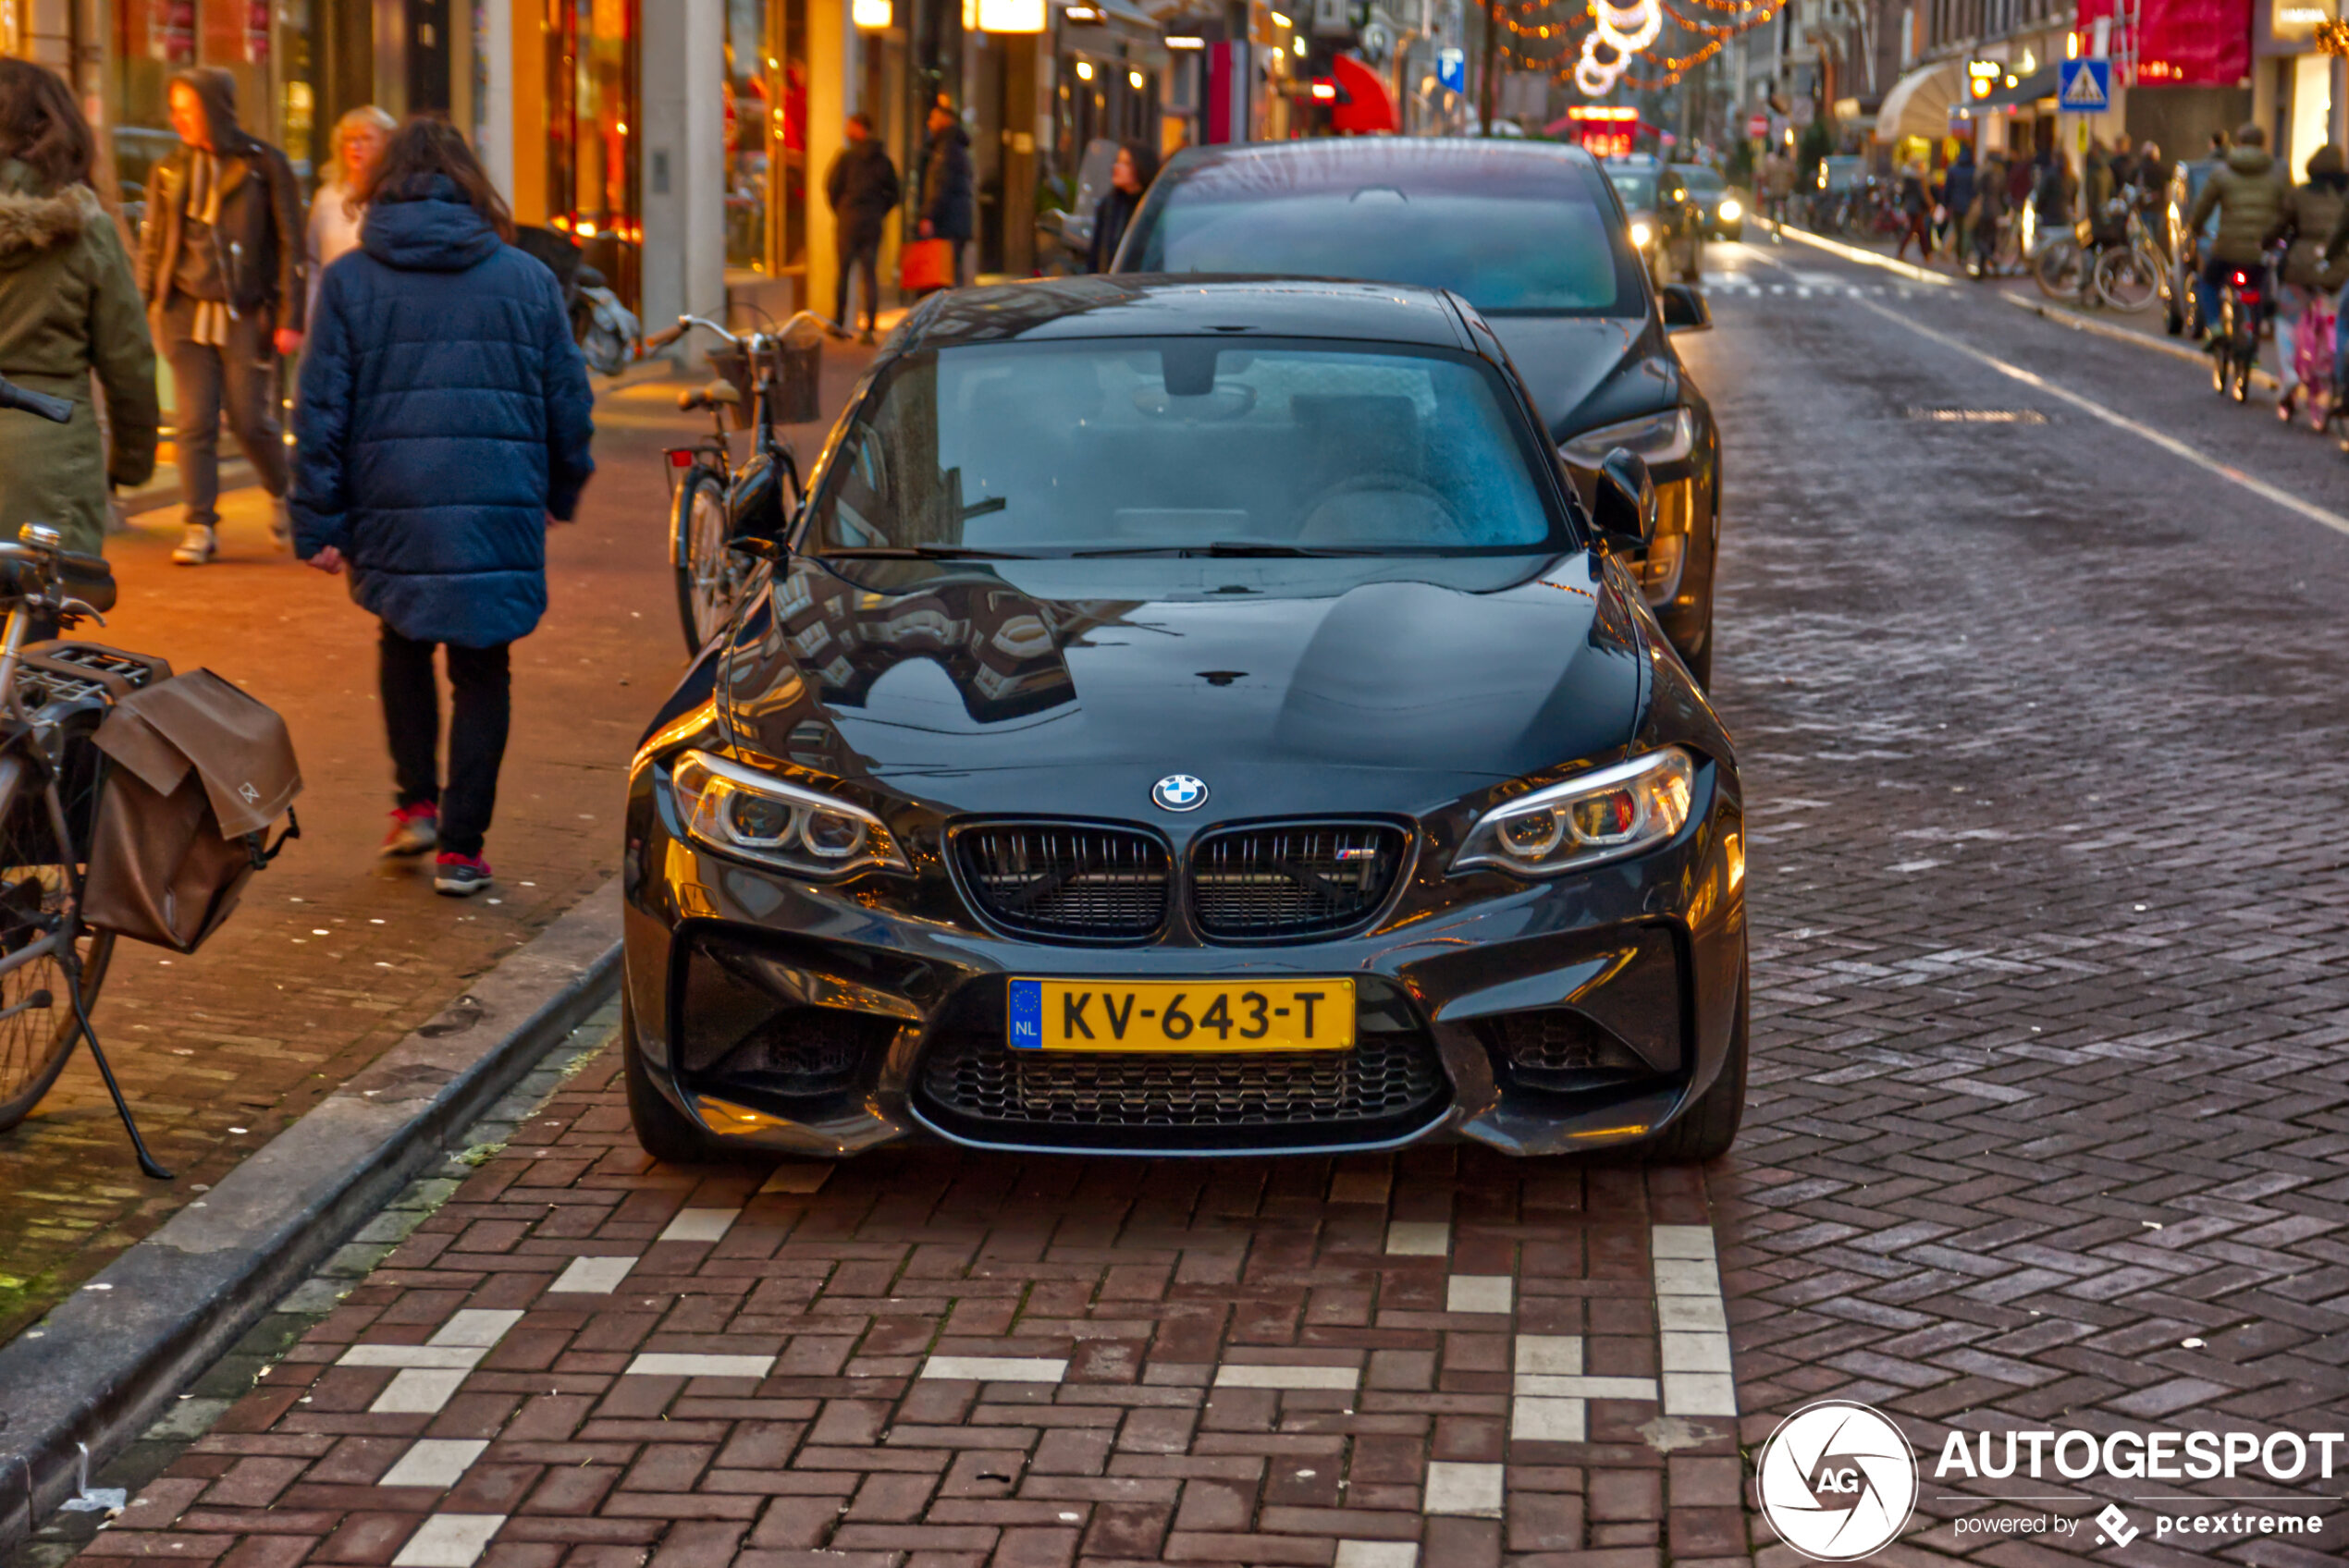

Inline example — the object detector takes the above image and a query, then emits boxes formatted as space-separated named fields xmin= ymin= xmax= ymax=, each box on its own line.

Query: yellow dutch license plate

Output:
xmin=1008 ymin=978 xmax=1356 ymax=1053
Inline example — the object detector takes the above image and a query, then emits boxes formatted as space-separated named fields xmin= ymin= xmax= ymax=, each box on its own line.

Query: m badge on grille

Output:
xmin=1151 ymin=774 xmax=1209 ymax=812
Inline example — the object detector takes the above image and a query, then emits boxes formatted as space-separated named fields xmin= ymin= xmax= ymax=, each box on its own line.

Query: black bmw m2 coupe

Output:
xmin=621 ymin=277 xmax=1748 ymax=1163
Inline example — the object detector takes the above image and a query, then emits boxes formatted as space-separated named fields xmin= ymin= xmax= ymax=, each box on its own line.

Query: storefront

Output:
xmin=2255 ymin=0 xmax=2344 ymax=176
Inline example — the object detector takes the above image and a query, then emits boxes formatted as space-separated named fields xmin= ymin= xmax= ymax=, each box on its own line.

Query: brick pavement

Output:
xmin=35 ymin=1026 xmax=1753 ymax=1568
xmin=0 ymin=344 xmax=876 ymax=1344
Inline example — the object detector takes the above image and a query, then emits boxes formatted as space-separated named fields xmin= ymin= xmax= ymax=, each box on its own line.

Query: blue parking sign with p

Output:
xmin=2058 ymin=58 xmax=2110 ymax=111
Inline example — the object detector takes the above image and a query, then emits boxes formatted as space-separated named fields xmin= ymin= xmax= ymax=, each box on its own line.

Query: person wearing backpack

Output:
xmin=290 ymin=119 xmax=594 ymax=897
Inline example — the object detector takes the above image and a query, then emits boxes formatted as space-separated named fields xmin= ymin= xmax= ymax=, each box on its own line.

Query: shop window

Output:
xmin=725 ymin=0 xmax=809 ymax=279
xmin=547 ymin=0 xmax=642 ymax=306
xmin=111 ymin=0 xmax=313 ymax=215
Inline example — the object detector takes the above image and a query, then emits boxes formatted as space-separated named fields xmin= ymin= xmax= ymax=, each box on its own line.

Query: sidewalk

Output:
xmin=0 ymin=337 xmax=876 ymax=1347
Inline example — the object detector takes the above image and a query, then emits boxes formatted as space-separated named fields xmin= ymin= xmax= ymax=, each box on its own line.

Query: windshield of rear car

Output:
xmin=805 ymin=338 xmax=1568 ymax=557
xmin=1606 ymin=169 xmax=1657 ymax=209
xmin=1121 ymin=154 xmax=1643 ymax=316
xmin=1678 ymin=167 xmax=1724 ymax=192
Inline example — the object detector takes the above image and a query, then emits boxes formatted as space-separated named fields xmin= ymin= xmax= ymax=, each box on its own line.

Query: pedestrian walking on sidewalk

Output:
xmin=916 ymin=98 xmax=975 ymax=288
xmin=1969 ymin=152 xmax=2009 ymax=278
xmin=1894 ymin=162 xmax=1933 ymax=263
xmin=305 ymin=104 xmax=393 ymax=325
xmin=137 ymin=67 xmax=303 ymax=566
xmin=0 ymin=59 xmax=158 ymax=557
xmin=1088 ymin=141 xmax=1158 ymax=274
xmin=290 ymin=119 xmax=595 ymax=899
xmin=825 ymin=113 xmax=898 ymax=344
xmin=1944 ymin=145 xmax=1977 ymax=266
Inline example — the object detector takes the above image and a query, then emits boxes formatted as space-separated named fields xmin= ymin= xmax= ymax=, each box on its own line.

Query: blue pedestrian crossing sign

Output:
xmin=2059 ymin=58 xmax=2111 ymax=111
xmin=1437 ymin=47 xmax=1467 ymax=93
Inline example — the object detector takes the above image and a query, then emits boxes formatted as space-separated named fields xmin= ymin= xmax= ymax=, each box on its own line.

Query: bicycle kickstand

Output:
xmin=60 ymin=950 xmax=173 ymax=1180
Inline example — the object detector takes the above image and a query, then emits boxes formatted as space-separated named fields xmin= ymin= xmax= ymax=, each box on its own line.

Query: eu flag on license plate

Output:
xmin=1008 ymin=979 xmax=1042 ymax=1050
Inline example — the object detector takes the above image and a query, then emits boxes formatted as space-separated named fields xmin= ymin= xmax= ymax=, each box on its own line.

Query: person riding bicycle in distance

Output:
xmin=2186 ymin=123 xmax=2296 ymax=339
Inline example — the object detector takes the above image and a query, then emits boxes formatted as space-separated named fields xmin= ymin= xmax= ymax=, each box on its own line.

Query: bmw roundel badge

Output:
xmin=1152 ymin=774 xmax=1210 ymax=813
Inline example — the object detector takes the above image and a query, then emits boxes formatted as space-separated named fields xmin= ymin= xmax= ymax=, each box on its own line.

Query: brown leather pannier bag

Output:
xmin=83 ymin=669 xmax=301 ymax=952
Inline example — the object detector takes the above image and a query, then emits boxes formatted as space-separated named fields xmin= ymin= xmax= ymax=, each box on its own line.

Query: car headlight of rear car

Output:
xmin=1454 ymin=749 xmax=1696 ymax=877
xmin=1630 ymin=220 xmax=1654 ymax=249
xmin=666 ymin=749 xmax=910 ymax=877
xmin=1560 ymin=408 xmax=1695 ymax=468
xmin=1718 ymin=197 xmax=1741 ymax=221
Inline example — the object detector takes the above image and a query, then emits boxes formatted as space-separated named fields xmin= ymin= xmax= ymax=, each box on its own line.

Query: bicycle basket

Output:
xmin=83 ymin=669 xmax=301 ymax=952
xmin=773 ymin=314 xmax=825 ymax=425
xmin=706 ymin=345 xmax=761 ymax=431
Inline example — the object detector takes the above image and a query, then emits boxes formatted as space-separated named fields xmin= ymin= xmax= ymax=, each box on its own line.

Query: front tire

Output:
xmin=1644 ymin=971 xmax=1746 ymax=1163
xmin=622 ymin=996 xmax=718 ymax=1164
xmin=671 ymin=466 xmax=741 ymax=655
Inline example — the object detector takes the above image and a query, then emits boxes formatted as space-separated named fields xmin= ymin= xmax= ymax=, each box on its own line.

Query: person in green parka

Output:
xmin=0 ymin=59 xmax=159 ymax=557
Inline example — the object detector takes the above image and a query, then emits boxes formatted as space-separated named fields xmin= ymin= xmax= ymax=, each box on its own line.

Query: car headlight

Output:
xmin=1454 ymin=749 xmax=1696 ymax=878
xmin=1560 ymin=407 xmax=1696 ymax=468
xmin=1630 ymin=220 xmax=1654 ymax=249
xmin=1717 ymin=197 xmax=1741 ymax=222
xmin=666 ymin=749 xmax=910 ymax=877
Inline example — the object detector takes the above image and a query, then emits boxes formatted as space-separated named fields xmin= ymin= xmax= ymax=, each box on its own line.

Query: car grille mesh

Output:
xmin=1188 ymin=824 xmax=1407 ymax=939
xmin=955 ymin=825 xmax=1171 ymax=940
xmin=919 ymin=1030 xmax=1445 ymax=1145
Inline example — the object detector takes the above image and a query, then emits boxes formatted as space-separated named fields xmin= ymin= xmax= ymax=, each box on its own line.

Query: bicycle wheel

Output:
xmin=2035 ymin=241 xmax=2086 ymax=299
xmin=2093 ymin=244 xmax=2161 ymax=312
xmin=671 ymin=465 xmax=742 ymax=655
xmin=0 ymin=754 xmax=115 ymax=1133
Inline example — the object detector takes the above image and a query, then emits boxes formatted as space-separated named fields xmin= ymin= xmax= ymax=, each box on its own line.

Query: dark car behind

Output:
xmin=1111 ymin=139 xmax=1724 ymax=684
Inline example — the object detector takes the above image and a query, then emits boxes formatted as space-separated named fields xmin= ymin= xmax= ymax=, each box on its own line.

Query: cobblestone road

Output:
xmin=17 ymin=258 xmax=2349 ymax=1567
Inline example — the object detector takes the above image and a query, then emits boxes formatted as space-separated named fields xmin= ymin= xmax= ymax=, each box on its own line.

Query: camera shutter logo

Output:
xmin=1756 ymin=1400 xmax=1918 ymax=1561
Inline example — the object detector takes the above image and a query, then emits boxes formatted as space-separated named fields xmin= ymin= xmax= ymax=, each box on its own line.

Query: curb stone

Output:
xmin=0 ymin=882 xmax=623 ymax=1550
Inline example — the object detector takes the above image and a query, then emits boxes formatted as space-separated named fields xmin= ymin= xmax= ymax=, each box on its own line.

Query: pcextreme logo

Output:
xmin=1756 ymin=1400 xmax=1920 ymax=1561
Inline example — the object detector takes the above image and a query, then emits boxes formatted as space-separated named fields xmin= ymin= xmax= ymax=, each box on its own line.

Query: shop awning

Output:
xmin=1974 ymin=64 xmax=2058 ymax=108
xmin=1330 ymin=52 xmax=1398 ymax=133
xmin=1875 ymin=60 xmax=1962 ymax=143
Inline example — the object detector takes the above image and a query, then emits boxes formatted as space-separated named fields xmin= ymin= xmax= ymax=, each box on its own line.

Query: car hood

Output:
xmin=1487 ymin=314 xmax=1682 ymax=443
xmin=716 ymin=554 xmax=1648 ymax=820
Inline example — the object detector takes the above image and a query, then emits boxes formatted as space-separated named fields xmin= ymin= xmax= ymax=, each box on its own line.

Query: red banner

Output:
xmin=2078 ymin=0 xmax=2250 ymax=85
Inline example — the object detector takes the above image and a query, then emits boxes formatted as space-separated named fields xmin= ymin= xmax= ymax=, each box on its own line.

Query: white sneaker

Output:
xmin=270 ymin=494 xmax=292 ymax=549
xmin=171 ymin=525 xmax=216 ymax=565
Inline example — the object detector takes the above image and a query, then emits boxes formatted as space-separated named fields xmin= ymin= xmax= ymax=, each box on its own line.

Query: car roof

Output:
xmin=897 ymin=276 xmax=1473 ymax=351
xmin=1155 ymin=136 xmax=1606 ymax=191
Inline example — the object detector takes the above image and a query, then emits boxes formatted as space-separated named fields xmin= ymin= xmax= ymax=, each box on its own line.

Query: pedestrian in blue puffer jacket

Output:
xmin=290 ymin=118 xmax=595 ymax=898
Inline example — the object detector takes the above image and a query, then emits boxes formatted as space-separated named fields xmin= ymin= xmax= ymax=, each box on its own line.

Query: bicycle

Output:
xmin=0 ymin=373 xmax=174 ymax=1176
xmin=2090 ymin=207 xmax=2167 ymax=312
xmin=644 ymin=312 xmax=822 ymax=654
xmin=2208 ymin=260 xmax=2268 ymax=404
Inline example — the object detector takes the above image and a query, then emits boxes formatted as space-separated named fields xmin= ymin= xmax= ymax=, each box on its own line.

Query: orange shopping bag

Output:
xmin=899 ymin=238 xmax=955 ymax=292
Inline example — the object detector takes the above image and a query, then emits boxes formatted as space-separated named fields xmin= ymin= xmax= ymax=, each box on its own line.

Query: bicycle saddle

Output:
xmin=678 ymin=380 xmax=744 ymax=411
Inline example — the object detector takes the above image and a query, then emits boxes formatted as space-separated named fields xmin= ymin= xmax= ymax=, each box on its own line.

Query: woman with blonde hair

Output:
xmin=306 ymin=104 xmax=395 ymax=321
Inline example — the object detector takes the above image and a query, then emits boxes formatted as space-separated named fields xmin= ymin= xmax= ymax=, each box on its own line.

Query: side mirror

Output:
xmin=1660 ymin=283 xmax=1711 ymax=332
xmin=1592 ymin=448 xmax=1657 ymax=555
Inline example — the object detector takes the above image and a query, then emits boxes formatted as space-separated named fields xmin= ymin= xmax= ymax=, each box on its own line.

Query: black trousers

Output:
xmin=379 ymin=627 xmax=511 ymax=860
xmin=834 ymin=227 xmax=882 ymax=331
xmin=159 ymin=298 xmax=289 ymax=528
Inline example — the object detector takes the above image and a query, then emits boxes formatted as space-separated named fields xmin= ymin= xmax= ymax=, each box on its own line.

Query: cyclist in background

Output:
xmin=2185 ymin=123 xmax=2295 ymax=344
xmin=2274 ymin=144 xmax=2347 ymax=421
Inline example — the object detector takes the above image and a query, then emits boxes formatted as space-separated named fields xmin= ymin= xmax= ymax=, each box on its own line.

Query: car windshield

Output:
xmin=806 ymin=338 xmax=1565 ymax=557
xmin=1677 ymin=167 xmax=1724 ymax=192
xmin=1607 ymin=170 xmax=1657 ymax=209
xmin=1122 ymin=150 xmax=1642 ymax=315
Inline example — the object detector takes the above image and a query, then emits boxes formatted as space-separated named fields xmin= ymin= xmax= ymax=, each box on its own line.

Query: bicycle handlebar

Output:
xmin=0 ymin=374 xmax=72 ymax=424
xmin=649 ymin=311 xmax=840 ymax=356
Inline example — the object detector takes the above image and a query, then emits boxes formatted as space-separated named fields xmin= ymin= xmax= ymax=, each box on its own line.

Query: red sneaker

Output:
xmin=434 ymin=852 xmax=493 ymax=897
xmin=382 ymin=802 xmax=438 ymax=858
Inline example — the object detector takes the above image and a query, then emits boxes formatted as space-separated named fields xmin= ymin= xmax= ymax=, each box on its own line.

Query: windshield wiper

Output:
xmin=1067 ymin=541 xmax=1390 ymax=558
xmin=819 ymin=545 xmax=1038 ymax=560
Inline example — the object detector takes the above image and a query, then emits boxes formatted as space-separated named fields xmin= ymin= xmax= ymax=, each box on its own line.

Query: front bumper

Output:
xmin=620 ymin=761 xmax=1745 ymax=1158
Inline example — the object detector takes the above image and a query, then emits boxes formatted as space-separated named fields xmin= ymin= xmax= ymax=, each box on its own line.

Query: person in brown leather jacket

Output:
xmin=135 ymin=67 xmax=302 ymax=567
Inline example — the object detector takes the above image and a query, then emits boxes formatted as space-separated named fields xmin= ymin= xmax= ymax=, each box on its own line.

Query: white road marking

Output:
xmin=1384 ymin=1219 xmax=1450 ymax=1256
xmin=1211 ymin=1363 xmax=1360 ymax=1390
xmin=919 ymin=1354 xmax=1070 ymax=1382
xmin=624 ymin=1352 xmax=776 ymax=1378
xmin=391 ymin=1513 xmax=506 ymax=1568
xmin=657 ymin=1207 xmax=738 ymax=1243
xmin=1516 ymin=1373 xmax=1661 ymax=1399
xmin=1335 ymin=1543 xmax=1418 ymax=1568
xmin=370 ymin=1368 xmax=472 ymax=1415
xmin=1510 ymin=1397 xmax=1587 ymax=1441
xmin=338 ymin=1345 xmax=486 ymax=1371
xmin=547 ymin=1256 xmax=639 ymax=1293
xmin=1513 ymin=1335 xmax=1582 ymax=1375
xmin=1329 ymin=1170 xmax=1391 ymax=1205
xmin=1856 ymin=297 xmax=2349 ymax=541
xmin=1445 ymin=1275 xmax=1513 ymax=1314
xmin=1652 ymin=1224 xmax=1739 ymax=1419
xmin=429 ymin=1310 xmax=524 ymax=1347
xmin=1423 ymin=1460 xmax=1507 ymax=1517
xmin=380 ymin=1439 xmax=489 ymax=1489
xmin=759 ymin=1164 xmax=832 ymax=1194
